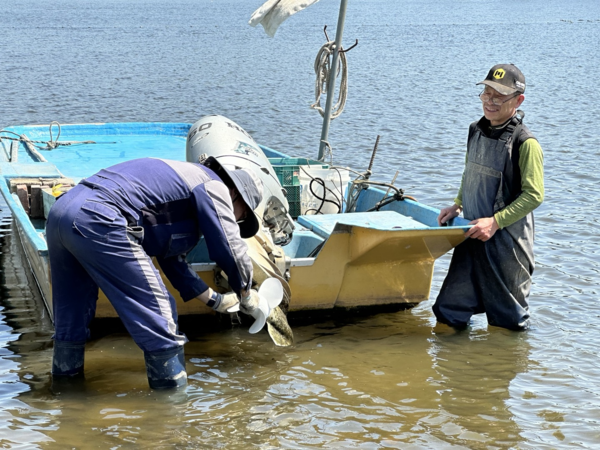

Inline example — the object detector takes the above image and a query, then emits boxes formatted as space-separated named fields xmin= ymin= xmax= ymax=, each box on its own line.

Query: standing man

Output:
xmin=47 ymin=156 xmax=263 ymax=389
xmin=433 ymin=64 xmax=544 ymax=330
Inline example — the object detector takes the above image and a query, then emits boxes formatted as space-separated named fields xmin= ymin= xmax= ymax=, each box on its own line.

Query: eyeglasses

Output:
xmin=479 ymin=91 xmax=519 ymax=106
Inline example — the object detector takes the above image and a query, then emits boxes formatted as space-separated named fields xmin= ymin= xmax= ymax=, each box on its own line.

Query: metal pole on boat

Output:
xmin=317 ymin=0 xmax=348 ymax=161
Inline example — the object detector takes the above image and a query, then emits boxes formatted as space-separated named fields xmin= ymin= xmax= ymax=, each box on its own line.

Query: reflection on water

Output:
xmin=0 ymin=211 xmax=54 ymax=447
xmin=428 ymin=328 xmax=530 ymax=447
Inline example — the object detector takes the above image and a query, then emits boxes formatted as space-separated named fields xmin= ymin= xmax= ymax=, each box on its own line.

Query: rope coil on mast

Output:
xmin=318 ymin=140 xmax=334 ymax=164
xmin=310 ymin=40 xmax=348 ymax=120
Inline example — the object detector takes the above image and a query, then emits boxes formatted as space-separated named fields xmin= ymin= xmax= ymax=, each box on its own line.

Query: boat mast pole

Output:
xmin=317 ymin=0 xmax=348 ymax=161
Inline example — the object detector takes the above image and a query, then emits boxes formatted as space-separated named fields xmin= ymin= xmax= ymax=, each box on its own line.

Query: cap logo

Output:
xmin=493 ymin=69 xmax=506 ymax=80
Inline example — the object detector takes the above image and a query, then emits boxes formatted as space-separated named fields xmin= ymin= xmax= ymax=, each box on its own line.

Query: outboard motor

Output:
xmin=186 ymin=115 xmax=295 ymax=245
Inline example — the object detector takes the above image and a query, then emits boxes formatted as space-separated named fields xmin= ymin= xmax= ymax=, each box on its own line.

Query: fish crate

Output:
xmin=284 ymin=185 xmax=302 ymax=218
xmin=268 ymin=158 xmax=329 ymax=218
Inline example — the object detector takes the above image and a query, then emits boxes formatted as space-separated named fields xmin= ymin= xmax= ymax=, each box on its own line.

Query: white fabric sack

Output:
xmin=249 ymin=0 xmax=320 ymax=37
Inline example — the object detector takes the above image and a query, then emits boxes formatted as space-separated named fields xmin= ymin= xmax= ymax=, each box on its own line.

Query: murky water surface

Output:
xmin=1 ymin=0 xmax=599 ymax=448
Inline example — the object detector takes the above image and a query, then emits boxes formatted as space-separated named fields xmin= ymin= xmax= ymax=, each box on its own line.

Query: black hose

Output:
xmin=304 ymin=177 xmax=342 ymax=215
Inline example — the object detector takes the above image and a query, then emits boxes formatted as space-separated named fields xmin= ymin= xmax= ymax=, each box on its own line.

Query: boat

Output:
xmin=0 ymin=118 xmax=470 ymax=321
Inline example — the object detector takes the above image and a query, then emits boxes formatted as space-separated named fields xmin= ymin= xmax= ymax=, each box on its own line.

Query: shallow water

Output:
xmin=1 ymin=0 xmax=600 ymax=448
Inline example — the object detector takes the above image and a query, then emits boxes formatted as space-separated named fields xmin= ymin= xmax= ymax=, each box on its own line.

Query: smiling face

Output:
xmin=480 ymin=86 xmax=525 ymax=126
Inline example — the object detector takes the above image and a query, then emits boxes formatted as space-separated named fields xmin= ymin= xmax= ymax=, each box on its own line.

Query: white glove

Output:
xmin=210 ymin=291 xmax=240 ymax=314
xmin=240 ymin=289 xmax=261 ymax=317
xmin=241 ymin=280 xmax=284 ymax=335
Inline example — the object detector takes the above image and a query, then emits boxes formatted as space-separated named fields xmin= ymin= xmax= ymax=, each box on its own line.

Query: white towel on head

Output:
xmin=249 ymin=0 xmax=320 ymax=37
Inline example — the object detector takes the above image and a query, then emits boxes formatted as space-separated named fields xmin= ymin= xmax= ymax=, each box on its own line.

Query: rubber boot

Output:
xmin=144 ymin=346 xmax=187 ymax=390
xmin=52 ymin=340 xmax=86 ymax=377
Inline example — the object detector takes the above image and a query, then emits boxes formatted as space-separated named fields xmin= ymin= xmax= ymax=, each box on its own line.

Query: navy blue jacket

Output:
xmin=80 ymin=158 xmax=253 ymax=299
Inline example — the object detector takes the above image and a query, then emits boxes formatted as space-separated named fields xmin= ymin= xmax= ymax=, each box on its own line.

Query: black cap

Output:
xmin=477 ymin=64 xmax=526 ymax=95
xmin=203 ymin=156 xmax=263 ymax=239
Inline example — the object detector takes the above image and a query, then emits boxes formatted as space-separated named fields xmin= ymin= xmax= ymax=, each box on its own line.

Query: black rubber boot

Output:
xmin=52 ymin=340 xmax=86 ymax=377
xmin=144 ymin=346 xmax=187 ymax=390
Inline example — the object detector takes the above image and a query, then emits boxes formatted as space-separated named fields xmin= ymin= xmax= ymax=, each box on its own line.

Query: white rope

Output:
xmin=318 ymin=140 xmax=334 ymax=164
xmin=310 ymin=41 xmax=348 ymax=119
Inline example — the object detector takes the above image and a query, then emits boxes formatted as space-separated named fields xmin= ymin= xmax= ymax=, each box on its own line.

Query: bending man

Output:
xmin=47 ymin=156 xmax=263 ymax=388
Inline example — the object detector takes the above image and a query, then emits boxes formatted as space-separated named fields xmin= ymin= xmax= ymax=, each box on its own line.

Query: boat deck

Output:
xmin=1 ymin=123 xmax=191 ymax=182
xmin=298 ymin=211 xmax=427 ymax=239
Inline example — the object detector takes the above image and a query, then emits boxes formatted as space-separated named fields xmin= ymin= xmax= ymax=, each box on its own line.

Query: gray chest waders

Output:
xmin=433 ymin=117 xmax=535 ymax=330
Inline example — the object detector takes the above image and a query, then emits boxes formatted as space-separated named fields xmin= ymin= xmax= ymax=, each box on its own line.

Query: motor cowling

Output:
xmin=186 ymin=115 xmax=294 ymax=245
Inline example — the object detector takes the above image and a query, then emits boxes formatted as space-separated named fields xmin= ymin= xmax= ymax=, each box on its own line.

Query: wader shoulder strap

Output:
xmin=503 ymin=113 xmax=526 ymax=203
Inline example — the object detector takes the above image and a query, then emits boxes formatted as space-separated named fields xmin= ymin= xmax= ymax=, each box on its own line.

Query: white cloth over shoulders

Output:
xmin=249 ymin=0 xmax=320 ymax=37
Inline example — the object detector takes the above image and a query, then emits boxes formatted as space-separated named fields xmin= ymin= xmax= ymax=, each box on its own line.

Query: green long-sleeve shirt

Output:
xmin=454 ymin=138 xmax=544 ymax=229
